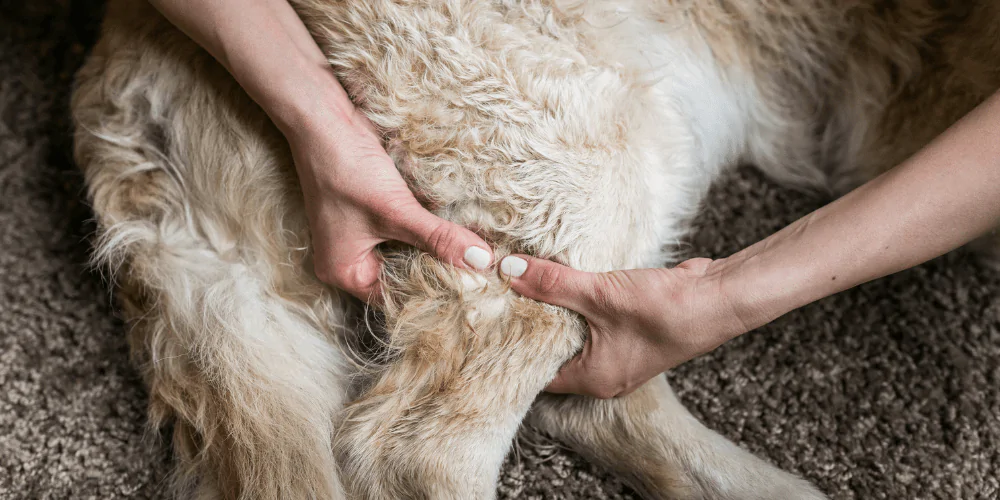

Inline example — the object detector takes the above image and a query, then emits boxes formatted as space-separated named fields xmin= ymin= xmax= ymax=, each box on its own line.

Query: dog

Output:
xmin=72 ymin=1 xmax=1000 ymax=498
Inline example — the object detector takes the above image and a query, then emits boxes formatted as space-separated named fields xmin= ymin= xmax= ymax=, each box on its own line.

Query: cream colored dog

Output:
xmin=72 ymin=1 xmax=1000 ymax=498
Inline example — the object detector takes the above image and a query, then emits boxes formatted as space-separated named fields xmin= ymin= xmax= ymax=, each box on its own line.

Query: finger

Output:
xmin=351 ymin=252 xmax=384 ymax=304
xmin=544 ymin=329 xmax=594 ymax=395
xmin=317 ymin=250 xmax=383 ymax=304
xmin=543 ymin=330 xmax=626 ymax=399
xmin=499 ymin=254 xmax=597 ymax=315
xmin=545 ymin=357 xmax=626 ymax=398
xmin=389 ymin=208 xmax=494 ymax=271
xmin=544 ymin=356 xmax=588 ymax=395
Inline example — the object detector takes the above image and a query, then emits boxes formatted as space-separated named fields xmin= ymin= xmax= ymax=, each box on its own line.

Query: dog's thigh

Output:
xmin=73 ymin=3 xmax=349 ymax=497
xmin=527 ymin=376 xmax=827 ymax=500
xmin=333 ymin=250 xmax=585 ymax=499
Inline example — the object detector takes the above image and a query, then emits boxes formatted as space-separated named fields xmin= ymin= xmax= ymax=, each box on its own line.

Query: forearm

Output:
xmin=149 ymin=0 xmax=353 ymax=134
xmin=713 ymin=90 xmax=1000 ymax=332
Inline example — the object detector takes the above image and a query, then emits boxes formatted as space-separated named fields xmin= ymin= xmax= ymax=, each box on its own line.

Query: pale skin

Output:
xmin=153 ymin=1 xmax=1000 ymax=399
xmin=149 ymin=0 xmax=495 ymax=302
xmin=502 ymin=88 xmax=1000 ymax=398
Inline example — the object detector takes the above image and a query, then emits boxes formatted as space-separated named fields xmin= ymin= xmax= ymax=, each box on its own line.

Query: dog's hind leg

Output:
xmin=72 ymin=2 xmax=349 ymax=497
xmin=527 ymin=376 xmax=827 ymax=500
xmin=332 ymin=250 xmax=587 ymax=500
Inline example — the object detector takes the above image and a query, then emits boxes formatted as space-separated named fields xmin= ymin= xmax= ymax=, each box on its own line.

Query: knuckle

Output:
xmin=591 ymin=272 xmax=644 ymax=317
xmin=536 ymin=265 xmax=563 ymax=295
xmin=591 ymin=277 xmax=624 ymax=313
xmin=315 ymin=261 xmax=369 ymax=293
xmin=424 ymin=222 xmax=460 ymax=256
xmin=373 ymin=200 xmax=410 ymax=230
xmin=373 ymin=195 xmax=428 ymax=234
xmin=592 ymin=385 xmax=620 ymax=400
xmin=590 ymin=375 xmax=627 ymax=400
xmin=313 ymin=261 xmax=339 ymax=286
xmin=617 ymin=383 xmax=640 ymax=398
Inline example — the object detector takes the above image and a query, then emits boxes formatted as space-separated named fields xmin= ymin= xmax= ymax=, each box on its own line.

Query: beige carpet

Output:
xmin=2 ymin=2 xmax=998 ymax=498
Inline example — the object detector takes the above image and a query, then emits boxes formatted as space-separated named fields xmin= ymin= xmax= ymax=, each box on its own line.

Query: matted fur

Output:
xmin=72 ymin=1 xmax=1000 ymax=499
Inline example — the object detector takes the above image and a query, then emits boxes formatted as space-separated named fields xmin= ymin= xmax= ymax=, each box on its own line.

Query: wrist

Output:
xmin=265 ymin=65 xmax=375 ymax=188
xmin=265 ymin=63 xmax=358 ymax=140
xmin=704 ymin=250 xmax=795 ymax=338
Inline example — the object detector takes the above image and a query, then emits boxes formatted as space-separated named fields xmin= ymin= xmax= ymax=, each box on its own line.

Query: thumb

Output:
xmin=391 ymin=207 xmax=494 ymax=271
xmin=499 ymin=254 xmax=597 ymax=315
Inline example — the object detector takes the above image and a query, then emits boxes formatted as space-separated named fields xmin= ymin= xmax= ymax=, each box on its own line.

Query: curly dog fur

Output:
xmin=72 ymin=1 xmax=1000 ymax=498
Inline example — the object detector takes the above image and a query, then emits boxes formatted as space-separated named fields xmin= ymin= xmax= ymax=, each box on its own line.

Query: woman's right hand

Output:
xmin=499 ymin=255 xmax=749 ymax=398
xmin=288 ymin=108 xmax=494 ymax=301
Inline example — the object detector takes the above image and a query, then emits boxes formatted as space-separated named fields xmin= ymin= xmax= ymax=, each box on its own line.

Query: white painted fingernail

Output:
xmin=500 ymin=256 xmax=527 ymax=278
xmin=464 ymin=246 xmax=491 ymax=270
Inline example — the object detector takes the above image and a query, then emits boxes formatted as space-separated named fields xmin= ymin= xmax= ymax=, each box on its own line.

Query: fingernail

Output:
xmin=463 ymin=246 xmax=491 ymax=270
xmin=500 ymin=256 xmax=527 ymax=278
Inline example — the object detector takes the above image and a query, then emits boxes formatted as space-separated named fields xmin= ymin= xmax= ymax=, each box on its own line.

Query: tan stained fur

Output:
xmin=72 ymin=0 xmax=1000 ymax=499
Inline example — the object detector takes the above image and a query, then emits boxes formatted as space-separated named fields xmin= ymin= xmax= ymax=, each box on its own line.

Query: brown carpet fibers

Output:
xmin=1 ymin=2 xmax=998 ymax=498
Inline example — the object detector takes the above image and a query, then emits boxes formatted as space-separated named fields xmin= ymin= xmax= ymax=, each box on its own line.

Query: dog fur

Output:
xmin=71 ymin=1 xmax=1000 ymax=498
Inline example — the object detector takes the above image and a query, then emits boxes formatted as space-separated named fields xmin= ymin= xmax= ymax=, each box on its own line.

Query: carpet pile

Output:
xmin=1 ymin=2 xmax=998 ymax=498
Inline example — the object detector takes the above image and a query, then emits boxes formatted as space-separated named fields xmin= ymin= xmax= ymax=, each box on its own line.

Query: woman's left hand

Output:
xmin=499 ymin=255 xmax=748 ymax=398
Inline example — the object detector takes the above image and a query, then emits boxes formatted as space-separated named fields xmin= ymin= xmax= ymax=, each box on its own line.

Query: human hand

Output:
xmin=499 ymin=255 xmax=748 ymax=398
xmin=289 ymin=109 xmax=493 ymax=301
xmin=150 ymin=0 xmax=493 ymax=301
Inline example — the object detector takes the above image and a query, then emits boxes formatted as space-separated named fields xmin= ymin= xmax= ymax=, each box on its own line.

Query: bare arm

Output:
xmin=149 ymin=0 xmax=493 ymax=300
xmin=149 ymin=0 xmax=353 ymax=139
xmin=501 ymin=89 xmax=1000 ymax=398
xmin=715 ymin=91 xmax=1000 ymax=331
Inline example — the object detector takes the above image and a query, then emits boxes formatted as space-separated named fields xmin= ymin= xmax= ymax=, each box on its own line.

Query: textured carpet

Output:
xmin=2 ymin=2 xmax=999 ymax=499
